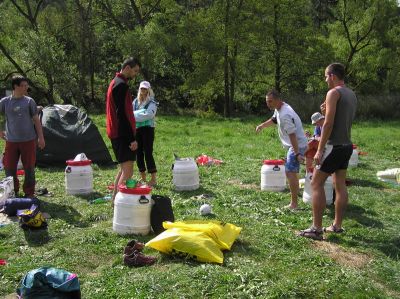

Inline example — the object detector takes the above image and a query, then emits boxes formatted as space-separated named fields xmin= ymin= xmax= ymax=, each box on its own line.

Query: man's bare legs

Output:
xmin=311 ymin=169 xmax=331 ymax=230
xmin=112 ymin=160 xmax=134 ymax=205
xmin=286 ymin=171 xmax=300 ymax=209
xmin=331 ymin=169 xmax=348 ymax=229
xmin=148 ymin=172 xmax=157 ymax=187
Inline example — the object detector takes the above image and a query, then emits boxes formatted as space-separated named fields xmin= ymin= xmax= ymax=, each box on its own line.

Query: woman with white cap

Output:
xmin=133 ymin=81 xmax=158 ymax=186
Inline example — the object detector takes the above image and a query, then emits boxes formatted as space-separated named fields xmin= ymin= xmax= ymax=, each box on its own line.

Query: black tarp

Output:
xmin=36 ymin=105 xmax=113 ymax=166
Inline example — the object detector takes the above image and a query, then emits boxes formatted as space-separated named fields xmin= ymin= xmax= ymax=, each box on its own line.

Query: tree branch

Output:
xmin=143 ymin=0 xmax=162 ymax=23
xmin=129 ymin=0 xmax=145 ymax=27
xmin=97 ymin=0 xmax=126 ymax=31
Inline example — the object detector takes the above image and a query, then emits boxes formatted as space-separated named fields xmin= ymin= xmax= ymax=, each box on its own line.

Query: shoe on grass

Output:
xmin=123 ymin=251 xmax=157 ymax=267
xmin=124 ymin=239 xmax=145 ymax=255
xmin=297 ymin=226 xmax=323 ymax=241
xmin=323 ymin=224 xmax=344 ymax=234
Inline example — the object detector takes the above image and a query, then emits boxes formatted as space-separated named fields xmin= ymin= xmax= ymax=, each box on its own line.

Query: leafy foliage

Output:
xmin=0 ymin=0 xmax=399 ymax=117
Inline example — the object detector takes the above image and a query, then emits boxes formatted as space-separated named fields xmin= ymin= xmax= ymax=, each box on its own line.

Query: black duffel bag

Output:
xmin=150 ymin=195 xmax=174 ymax=235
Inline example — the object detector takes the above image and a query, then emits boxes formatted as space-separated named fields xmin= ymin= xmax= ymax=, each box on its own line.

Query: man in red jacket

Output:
xmin=106 ymin=57 xmax=141 ymax=204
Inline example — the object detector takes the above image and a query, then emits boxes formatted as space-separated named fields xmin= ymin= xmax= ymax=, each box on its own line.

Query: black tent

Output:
xmin=36 ymin=105 xmax=113 ymax=166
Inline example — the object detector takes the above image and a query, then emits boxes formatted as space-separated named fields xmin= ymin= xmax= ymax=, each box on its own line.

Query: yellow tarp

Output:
xmin=146 ymin=220 xmax=241 ymax=264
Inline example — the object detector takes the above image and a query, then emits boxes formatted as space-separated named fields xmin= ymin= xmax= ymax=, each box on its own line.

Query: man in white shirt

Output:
xmin=256 ymin=89 xmax=308 ymax=209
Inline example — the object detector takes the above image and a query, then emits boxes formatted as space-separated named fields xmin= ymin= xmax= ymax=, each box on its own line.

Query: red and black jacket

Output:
xmin=106 ymin=73 xmax=136 ymax=142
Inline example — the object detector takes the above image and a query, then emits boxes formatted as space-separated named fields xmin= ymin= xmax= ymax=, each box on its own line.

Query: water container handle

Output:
xmin=139 ymin=195 xmax=149 ymax=204
xmin=273 ymin=166 xmax=280 ymax=171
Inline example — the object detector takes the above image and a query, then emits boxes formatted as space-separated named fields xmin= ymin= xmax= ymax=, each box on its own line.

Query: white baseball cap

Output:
xmin=311 ymin=112 xmax=325 ymax=125
xmin=139 ymin=81 xmax=151 ymax=89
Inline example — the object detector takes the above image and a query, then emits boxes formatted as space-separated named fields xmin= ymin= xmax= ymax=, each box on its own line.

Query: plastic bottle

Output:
xmin=90 ymin=195 xmax=112 ymax=204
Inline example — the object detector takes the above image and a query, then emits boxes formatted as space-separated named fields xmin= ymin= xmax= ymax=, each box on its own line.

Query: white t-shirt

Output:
xmin=273 ymin=103 xmax=307 ymax=149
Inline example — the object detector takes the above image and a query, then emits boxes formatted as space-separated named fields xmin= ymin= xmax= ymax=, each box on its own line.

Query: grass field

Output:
xmin=1 ymin=115 xmax=400 ymax=298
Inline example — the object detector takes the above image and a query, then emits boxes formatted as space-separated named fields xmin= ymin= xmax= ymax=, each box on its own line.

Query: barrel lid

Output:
xmin=263 ymin=159 xmax=284 ymax=165
xmin=118 ymin=184 xmax=152 ymax=195
xmin=66 ymin=159 xmax=92 ymax=166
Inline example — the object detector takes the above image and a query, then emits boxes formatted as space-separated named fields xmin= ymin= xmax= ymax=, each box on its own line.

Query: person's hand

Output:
xmin=38 ymin=137 xmax=45 ymax=149
xmin=313 ymin=150 xmax=324 ymax=166
xmin=0 ymin=131 xmax=5 ymax=140
xmin=320 ymin=102 xmax=326 ymax=115
xmin=129 ymin=141 xmax=138 ymax=151
xmin=255 ymin=125 xmax=263 ymax=133
xmin=297 ymin=154 xmax=305 ymax=164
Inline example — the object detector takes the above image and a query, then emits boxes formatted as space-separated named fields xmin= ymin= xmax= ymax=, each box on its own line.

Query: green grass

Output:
xmin=1 ymin=116 xmax=400 ymax=298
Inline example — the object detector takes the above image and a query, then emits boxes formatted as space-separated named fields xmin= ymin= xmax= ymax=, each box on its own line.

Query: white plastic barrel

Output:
xmin=65 ymin=158 xmax=93 ymax=195
xmin=261 ymin=159 xmax=286 ymax=191
xmin=303 ymin=171 xmax=334 ymax=205
xmin=113 ymin=185 xmax=153 ymax=235
xmin=172 ymin=158 xmax=200 ymax=191
xmin=348 ymin=144 xmax=359 ymax=167
xmin=377 ymin=168 xmax=400 ymax=183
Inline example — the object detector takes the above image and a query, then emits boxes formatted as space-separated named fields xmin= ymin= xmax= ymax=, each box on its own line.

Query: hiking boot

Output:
xmin=123 ymin=239 xmax=145 ymax=255
xmin=123 ymin=251 xmax=157 ymax=267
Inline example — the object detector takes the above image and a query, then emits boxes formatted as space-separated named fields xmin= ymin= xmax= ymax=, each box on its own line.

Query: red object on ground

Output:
xmin=107 ymin=184 xmax=115 ymax=190
xmin=358 ymin=151 xmax=368 ymax=156
xmin=0 ymin=259 xmax=7 ymax=266
xmin=17 ymin=169 xmax=25 ymax=176
xmin=196 ymin=154 xmax=223 ymax=166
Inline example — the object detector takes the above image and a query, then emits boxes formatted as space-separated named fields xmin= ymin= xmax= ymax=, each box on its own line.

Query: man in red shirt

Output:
xmin=106 ymin=57 xmax=141 ymax=204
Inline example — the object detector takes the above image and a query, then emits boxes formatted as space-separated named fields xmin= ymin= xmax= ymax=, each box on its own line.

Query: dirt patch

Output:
xmin=227 ymin=179 xmax=259 ymax=190
xmin=313 ymin=242 xmax=372 ymax=268
xmin=372 ymin=281 xmax=400 ymax=298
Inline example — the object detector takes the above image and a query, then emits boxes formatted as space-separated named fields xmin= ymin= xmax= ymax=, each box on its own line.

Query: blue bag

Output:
xmin=0 ymin=197 xmax=40 ymax=216
xmin=17 ymin=267 xmax=81 ymax=299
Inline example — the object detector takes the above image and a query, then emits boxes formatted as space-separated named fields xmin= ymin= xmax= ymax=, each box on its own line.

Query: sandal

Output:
xmin=324 ymin=224 xmax=344 ymax=234
xmin=298 ymin=226 xmax=324 ymax=240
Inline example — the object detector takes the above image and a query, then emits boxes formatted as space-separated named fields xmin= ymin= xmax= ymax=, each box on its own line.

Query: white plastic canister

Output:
xmin=261 ymin=159 xmax=286 ymax=191
xmin=348 ymin=144 xmax=359 ymax=167
xmin=303 ymin=171 xmax=334 ymax=205
xmin=65 ymin=159 xmax=93 ymax=195
xmin=172 ymin=158 xmax=200 ymax=191
xmin=113 ymin=185 xmax=153 ymax=235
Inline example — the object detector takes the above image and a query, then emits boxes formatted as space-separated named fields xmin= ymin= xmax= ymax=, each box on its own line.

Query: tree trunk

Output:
xmin=224 ymin=44 xmax=230 ymax=118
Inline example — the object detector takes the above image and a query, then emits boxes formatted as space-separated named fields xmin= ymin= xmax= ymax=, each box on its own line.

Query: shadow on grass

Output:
xmin=173 ymin=186 xmax=217 ymax=200
xmin=40 ymin=200 xmax=88 ymax=228
xmin=327 ymin=204 xmax=384 ymax=229
xmin=228 ymin=239 xmax=260 ymax=257
xmin=75 ymin=192 xmax=105 ymax=203
xmin=23 ymin=228 xmax=51 ymax=246
xmin=329 ymin=234 xmax=400 ymax=261
xmin=347 ymin=177 xmax=385 ymax=189
xmin=376 ymin=236 xmax=400 ymax=260
xmin=326 ymin=204 xmax=400 ymax=260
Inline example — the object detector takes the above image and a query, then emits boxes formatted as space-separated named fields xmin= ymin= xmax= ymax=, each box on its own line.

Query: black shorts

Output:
xmin=319 ymin=144 xmax=353 ymax=174
xmin=111 ymin=138 xmax=136 ymax=163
